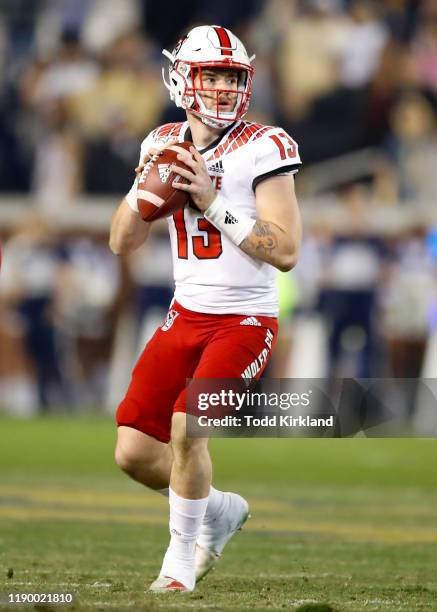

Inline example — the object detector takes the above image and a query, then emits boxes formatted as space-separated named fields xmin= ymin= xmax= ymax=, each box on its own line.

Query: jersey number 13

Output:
xmin=173 ymin=210 xmax=223 ymax=260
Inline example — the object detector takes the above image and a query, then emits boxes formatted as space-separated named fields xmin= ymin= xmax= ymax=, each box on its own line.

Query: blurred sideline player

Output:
xmin=110 ymin=25 xmax=302 ymax=593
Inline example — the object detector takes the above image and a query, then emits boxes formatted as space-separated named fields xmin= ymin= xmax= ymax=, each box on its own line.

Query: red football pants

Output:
xmin=116 ymin=301 xmax=278 ymax=442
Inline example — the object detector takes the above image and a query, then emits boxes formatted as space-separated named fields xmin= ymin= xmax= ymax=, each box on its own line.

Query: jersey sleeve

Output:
xmin=252 ymin=127 xmax=302 ymax=191
xmin=124 ymin=131 xmax=155 ymax=208
xmin=127 ymin=123 xmax=184 ymax=205
xmin=137 ymin=122 xmax=185 ymax=164
xmin=138 ymin=131 xmax=156 ymax=165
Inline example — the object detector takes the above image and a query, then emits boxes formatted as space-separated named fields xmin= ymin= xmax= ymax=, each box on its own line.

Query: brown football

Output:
xmin=137 ymin=141 xmax=194 ymax=222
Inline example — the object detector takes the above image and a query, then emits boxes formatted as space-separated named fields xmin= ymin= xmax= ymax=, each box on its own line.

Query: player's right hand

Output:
xmin=135 ymin=138 xmax=178 ymax=177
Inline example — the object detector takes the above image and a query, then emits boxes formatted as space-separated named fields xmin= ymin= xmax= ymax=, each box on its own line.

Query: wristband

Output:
xmin=125 ymin=177 xmax=139 ymax=213
xmin=204 ymin=194 xmax=255 ymax=246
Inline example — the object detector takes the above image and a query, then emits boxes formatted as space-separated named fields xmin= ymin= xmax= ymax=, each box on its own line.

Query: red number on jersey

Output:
xmin=173 ymin=209 xmax=188 ymax=259
xmin=193 ymin=218 xmax=222 ymax=259
xmin=173 ymin=210 xmax=223 ymax=260
xmin=269 ymin=132 xmax=297 ymax=160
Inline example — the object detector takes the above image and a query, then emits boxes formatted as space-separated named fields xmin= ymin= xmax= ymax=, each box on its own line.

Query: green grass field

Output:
xmin=1 ymin=415 xmax=437 ymax=611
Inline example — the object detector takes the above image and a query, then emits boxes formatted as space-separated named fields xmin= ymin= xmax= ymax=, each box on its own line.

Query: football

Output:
xmin=137 ymin=141 xmax=194 ymax=222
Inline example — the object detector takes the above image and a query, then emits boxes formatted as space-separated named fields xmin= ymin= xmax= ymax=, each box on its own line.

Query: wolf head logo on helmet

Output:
xmin=162 ymin=25 xmax=255 ymax=129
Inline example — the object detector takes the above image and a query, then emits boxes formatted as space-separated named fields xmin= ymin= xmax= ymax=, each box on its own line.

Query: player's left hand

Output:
xmin=172 ymin=146 xmax=216 ymax=212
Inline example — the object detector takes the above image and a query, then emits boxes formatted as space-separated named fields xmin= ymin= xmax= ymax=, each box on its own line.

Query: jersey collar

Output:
xmin=181 ymin=120 xmax=240 ymax=155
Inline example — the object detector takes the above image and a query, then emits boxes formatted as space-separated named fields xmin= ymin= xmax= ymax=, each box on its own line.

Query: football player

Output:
xmin=110 ymin=25 xmax=302 ymax=592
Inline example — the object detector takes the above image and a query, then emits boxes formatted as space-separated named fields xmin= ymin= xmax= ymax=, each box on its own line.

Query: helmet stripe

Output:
xmin=213 ymin=26 xmax=233 ymax=56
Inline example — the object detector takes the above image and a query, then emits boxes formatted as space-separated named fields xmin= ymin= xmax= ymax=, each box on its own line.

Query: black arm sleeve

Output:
xmin=252 ymin=164 xmax=300 ymax=192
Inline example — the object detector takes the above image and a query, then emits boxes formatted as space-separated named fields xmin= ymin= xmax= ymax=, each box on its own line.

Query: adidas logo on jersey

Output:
xmin=207 ymin=159 xmax=224 ymax=174
xmin=158 ymin=163 xmax=174 ymax=183
xmin=224 ymin=211 xmax=238 ymax=224
xmin=240 ymin=316 xmax=262 ymax=326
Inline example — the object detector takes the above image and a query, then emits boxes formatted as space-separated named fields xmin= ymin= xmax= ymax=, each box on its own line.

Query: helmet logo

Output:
xmin=173 ymin=36 xmax=187 ymax=56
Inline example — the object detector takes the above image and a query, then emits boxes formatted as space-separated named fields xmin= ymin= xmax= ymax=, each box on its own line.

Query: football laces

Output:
xmin=140 ymin=153 xmax=160 ymax=181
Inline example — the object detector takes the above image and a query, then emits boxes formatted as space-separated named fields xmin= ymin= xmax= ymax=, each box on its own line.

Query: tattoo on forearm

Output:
xmin=241 ymin=220 xmax=282 ymax=259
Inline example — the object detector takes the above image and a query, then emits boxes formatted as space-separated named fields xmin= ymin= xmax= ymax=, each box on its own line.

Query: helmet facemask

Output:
xmin=180 ymin=62 xmax=253 ymax=128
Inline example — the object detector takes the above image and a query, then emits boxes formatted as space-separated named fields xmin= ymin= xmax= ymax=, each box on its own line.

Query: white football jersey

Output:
xmin=137 ymin=120 xmax=301 ymax=316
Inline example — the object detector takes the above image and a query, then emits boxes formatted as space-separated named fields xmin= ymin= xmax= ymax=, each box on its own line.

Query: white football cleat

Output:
xmin=148 ymin=575 xmax=192 ymax=593
xmin=195 ymin=492 xmax=250 ymax=581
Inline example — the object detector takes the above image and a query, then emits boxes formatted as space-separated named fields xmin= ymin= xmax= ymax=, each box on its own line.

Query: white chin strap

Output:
xmin=187 ymin=106 xmax=235 ymax=129
xmin=199 ymin=112 xmax=234 ymax=129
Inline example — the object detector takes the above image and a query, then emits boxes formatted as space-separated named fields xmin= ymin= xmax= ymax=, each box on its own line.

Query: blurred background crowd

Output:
xmin=0 ymin=0 xmax=436 ymax=422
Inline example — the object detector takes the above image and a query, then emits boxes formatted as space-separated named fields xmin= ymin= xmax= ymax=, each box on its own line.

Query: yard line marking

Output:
xmin=2 ymin=483 xmax=437 ymax=516
xmin=2 ymin=483 xmax=437 ymax=544
xmin=1 ymin=506 xmax=437 ymax=544
xmin=0 ymin=485 xmax=165 ymax=509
